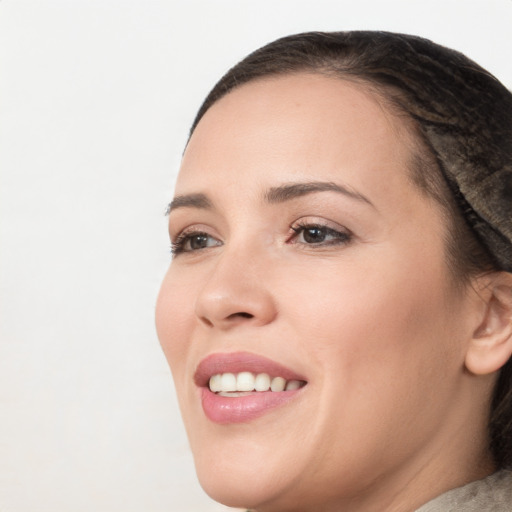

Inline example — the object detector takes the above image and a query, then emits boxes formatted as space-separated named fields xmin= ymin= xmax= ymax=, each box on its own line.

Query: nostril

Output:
xmin=200 ymin=312 xmax=254 ymax=327
xmin=228 ymin=312 xmax=254 ymax=320
xmin=200 ymin=317 xmax=214 ymax=327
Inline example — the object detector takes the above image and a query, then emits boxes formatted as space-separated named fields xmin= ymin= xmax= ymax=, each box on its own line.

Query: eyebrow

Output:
xmin=264 ymin=181 xmax=375 ymax=207
xmin=166 ymin=193 xmax=213 ymax=215
xmin=166 ymin=180 xmax=374 ymax=215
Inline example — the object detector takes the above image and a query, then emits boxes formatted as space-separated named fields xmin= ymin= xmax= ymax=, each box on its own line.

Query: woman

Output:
xmin=156 ymin=32 xmax=512 ymax=511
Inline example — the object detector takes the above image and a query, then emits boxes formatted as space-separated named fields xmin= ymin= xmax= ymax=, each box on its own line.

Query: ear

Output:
xmin=465 ymin=273 xmax=512 ymax=376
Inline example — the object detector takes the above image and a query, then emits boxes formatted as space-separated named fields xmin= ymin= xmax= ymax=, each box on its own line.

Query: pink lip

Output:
xmin=194 ymin=352 xmax=307 ymax=424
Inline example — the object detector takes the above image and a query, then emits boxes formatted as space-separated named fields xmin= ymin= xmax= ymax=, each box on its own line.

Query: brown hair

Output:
xmin=188 ymin=31 xmax=512 ymax=468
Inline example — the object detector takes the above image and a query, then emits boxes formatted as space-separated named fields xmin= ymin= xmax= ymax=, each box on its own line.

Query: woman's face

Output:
xmin=156 ymin=74 xmax=479 ymax=511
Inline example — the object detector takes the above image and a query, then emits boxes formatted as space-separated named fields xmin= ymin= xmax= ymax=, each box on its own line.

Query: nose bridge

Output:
xmin=194 ymin=241 xmax=277 ymax=329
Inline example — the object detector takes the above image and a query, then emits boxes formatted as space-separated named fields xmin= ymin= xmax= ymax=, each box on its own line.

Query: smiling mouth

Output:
xmin=209 ymin=371 xmax=306 ymax=396
xmin=195 ymin=352 xmax=308 ymax=423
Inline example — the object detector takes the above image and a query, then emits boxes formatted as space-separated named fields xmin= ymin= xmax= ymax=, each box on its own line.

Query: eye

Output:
xmin=171 ymin=230 xmax=222 ymax=256
xmin=290 ymin=222 xmax=352 ymax=247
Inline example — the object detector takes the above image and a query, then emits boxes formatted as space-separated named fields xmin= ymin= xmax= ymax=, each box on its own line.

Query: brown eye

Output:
xmin=302 ymin=226 xmax=328 ymax=243
xmin=172 ymin=231 xmax=222 ymax=256
xmin=291 ymin=223 xmax=352 ymax=247
xmin=189 ymin=234 xmax=210 ymax=250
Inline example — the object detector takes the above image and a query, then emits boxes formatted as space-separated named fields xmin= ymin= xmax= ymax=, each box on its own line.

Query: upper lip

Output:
xmin=194 ymin=351 xmax=307 ymax=387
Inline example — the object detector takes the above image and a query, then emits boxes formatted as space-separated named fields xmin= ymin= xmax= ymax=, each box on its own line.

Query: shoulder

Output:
xmin=416 ymin=470 xmax=512 ymax=512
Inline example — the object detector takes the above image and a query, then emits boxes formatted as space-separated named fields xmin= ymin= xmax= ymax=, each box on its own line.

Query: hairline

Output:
xmin=189 ymin=68 xmax=470 ymax=284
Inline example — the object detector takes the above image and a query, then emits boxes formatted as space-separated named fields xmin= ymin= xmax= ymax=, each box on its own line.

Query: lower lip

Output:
xmin=200 ymin=387 xmax=303 ymax=424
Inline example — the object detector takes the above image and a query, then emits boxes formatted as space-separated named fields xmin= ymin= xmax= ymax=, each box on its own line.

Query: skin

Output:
xmin=155 ymin=74 xmax=496 ymax=512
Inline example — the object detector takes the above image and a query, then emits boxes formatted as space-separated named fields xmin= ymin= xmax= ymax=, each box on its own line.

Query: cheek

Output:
xmin=285 ymin=248 xmax=462 ymax=401
xmin=278 ymin=254 xmax=464 ymax=473
xmin=155 ymin=269 xmax=197 ymax=381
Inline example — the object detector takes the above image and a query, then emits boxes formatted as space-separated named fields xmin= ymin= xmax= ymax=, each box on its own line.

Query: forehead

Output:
xmin=178 ymin=73 xmax=416 ymax=200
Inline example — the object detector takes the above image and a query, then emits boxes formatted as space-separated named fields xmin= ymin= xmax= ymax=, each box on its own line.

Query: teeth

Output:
xmin=208 ymin=372 xmax=304 ymax=394
xmin=237 ymin=372 xmax=255 ymax=391
xmin=220 ymin=373 xmax=237 ymax=392
xmin=270 ymin=376 xmax=286 ymax=392
xmin=285 ymin=380 xmax=302 ymax=391
xmin=254 ymin=373 xmax=271 ymax=391
xmin=209 ymin=374 xmax=222 ymax=393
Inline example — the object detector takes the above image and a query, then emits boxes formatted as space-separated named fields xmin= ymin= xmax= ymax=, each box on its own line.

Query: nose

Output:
xmin=194 ymin=249 xmax=277 ymax=330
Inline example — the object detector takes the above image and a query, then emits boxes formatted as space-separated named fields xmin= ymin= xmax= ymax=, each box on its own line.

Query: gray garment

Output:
xmin=416 ymin=471 xmax=512 ymax=511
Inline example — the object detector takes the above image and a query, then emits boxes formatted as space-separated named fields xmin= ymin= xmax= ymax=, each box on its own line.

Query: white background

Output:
xmin=1 ymin=1 xmax=511 ymax=511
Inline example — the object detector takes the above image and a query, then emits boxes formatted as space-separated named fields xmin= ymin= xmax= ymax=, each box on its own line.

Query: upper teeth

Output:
xmin=209 ymin=372 xmax=303 ymax=393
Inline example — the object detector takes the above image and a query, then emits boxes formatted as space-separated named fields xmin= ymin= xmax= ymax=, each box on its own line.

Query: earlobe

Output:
xmin=465 ymin=279 xmax=512 ymax=376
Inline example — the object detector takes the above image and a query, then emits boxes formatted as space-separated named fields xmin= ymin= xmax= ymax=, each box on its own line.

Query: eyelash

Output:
xmin=289 ymin=221 xmax=352 ymax=247
xmin=171 ymin=230 xmax=221 ymax=256
xmin=170 ymin=221 xmax=352 ymax=256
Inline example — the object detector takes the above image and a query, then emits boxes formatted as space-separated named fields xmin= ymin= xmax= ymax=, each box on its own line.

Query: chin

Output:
xmin=194 ymin=457 xmax=286 ymax=510
xmin=199 ymin=475 xmax=272 ymax=511
xmin=189 ymin=427 xmax=306 ymax=511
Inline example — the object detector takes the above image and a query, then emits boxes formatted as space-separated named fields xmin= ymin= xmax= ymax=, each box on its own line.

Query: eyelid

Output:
xmin=170 ymin=222 xmax=217 ymax=241
xmin=287 ymin=217 xmax=353 ymax=246
xmin=289 ymin=217 xmax=351 ymax=235
xmin=170 ymin=224 xmax=223 ymax=256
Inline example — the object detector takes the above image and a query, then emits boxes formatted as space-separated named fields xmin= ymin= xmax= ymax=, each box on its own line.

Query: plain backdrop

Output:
xmin=1 ymin=1 xmax=511 ymax=511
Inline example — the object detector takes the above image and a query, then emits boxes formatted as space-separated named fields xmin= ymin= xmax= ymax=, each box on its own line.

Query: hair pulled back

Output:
xmin=189 ymin=31 xmax=512 ymax=469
